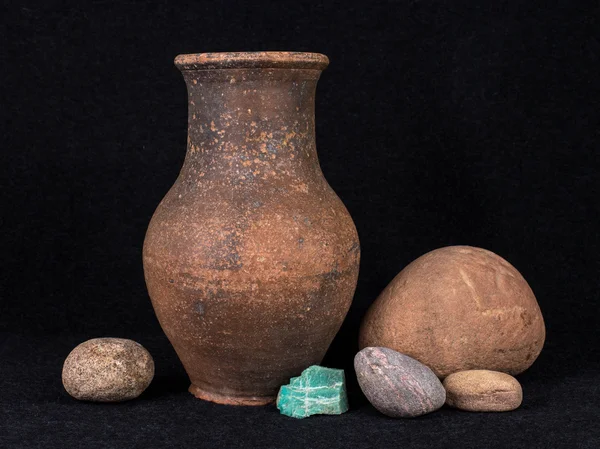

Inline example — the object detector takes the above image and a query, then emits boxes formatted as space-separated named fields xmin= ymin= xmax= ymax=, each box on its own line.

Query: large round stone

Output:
xmin=62 ymin=338 xmax=154 ymax=402
xmin=354 ymin=347 xmax=446 ymax=418
xmin=443 ymin=370 xmax=523 ymax=411
xmin=359 ymin=246 xmax=545 ymax=378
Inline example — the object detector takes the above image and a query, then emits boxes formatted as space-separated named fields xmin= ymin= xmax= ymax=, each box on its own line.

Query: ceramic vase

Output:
xmin=143 ymin=52 xmax=360 ymax=405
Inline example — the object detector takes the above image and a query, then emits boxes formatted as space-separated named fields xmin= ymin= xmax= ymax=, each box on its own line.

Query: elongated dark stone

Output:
xmin=354 ymin=347 xmax=446 ymax=418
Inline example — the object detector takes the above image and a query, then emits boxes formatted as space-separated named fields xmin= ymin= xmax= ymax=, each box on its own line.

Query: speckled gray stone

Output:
xmin=354 ymin=347 xmax=446 ymax=418
xmin=62 ymin=338 xmax=154 ymax=402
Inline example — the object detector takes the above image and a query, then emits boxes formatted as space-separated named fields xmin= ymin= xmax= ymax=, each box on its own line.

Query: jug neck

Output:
xmin=176 ymin=52 xmax=329 ymax=186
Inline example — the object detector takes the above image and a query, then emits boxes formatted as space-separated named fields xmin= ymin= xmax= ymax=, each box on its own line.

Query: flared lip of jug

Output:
xmin=174 ymin=51 xmax=329 ymax=71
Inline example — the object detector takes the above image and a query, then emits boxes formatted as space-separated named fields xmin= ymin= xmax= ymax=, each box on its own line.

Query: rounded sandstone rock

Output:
xmin=359 ymin=246 xmax=545 ymax=378
xmin=443 ymin=370 xmax=523 ymax=411
xmin=62 ymin=338 xmax=154 ymax=402
xmin=354 ymin=347 xmax=446 ymax=418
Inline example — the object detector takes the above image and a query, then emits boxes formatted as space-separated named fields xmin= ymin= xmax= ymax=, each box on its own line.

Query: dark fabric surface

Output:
xmin=2 ymin=0 xmax=599 ymax=447
xmin=2 ymin=333 xmax=598 ymax=448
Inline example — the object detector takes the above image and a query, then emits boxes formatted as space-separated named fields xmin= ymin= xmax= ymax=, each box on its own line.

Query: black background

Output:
xmin=2 ymin=0 xmax=599 ymax=447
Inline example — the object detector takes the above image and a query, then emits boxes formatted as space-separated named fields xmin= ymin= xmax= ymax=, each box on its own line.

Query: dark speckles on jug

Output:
xmin=143 ymin=52 xmax=360 ymax=406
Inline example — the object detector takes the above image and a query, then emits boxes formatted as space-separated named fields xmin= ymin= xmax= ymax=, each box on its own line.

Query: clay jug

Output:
xmin=143 ymin=52 xmax=360 ymax=405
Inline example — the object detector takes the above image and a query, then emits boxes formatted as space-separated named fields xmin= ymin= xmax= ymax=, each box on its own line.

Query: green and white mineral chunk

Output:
xmin=276 ymin=365 xmax=349 ymax=419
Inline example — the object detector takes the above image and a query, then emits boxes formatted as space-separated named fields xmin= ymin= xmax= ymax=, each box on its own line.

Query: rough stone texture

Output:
xmin=359 ymin=246 xmax=545 ymax=378
xmin=143 ymin=52 xmax=360 ymax=406
xmin=62 ymin=338 xmax=154 ymax=402
xmin=444 ymin=370 xmax=523 ymax=412
xmin=276 ymin=365 xmax=349 ymax=419
xmin=354 ymin=347 xmax=445 ymax=418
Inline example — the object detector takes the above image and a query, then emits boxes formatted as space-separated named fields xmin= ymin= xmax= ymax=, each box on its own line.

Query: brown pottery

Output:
xmin=143 ymin=52 xmax=360 ymax=406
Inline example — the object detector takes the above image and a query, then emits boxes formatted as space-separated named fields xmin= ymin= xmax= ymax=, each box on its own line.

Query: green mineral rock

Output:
xmin=276 ymin=365 xmax=349 ymax=419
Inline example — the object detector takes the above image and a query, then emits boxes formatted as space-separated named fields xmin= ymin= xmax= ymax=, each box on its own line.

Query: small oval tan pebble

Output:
xmin=62 ymin=338 xmax=154 ymax=402
xmin=443 ymin=370 xmax=523 ymax=412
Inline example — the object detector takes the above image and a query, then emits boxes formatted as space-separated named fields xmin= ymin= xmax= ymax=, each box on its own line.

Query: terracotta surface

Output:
xmin=143 ymin=52 xmax=360 ymax=406
xmin=443 ymin=370 xmax=523 ymax=412
xmin=359 ymin=246 xmax=545 ymax=378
